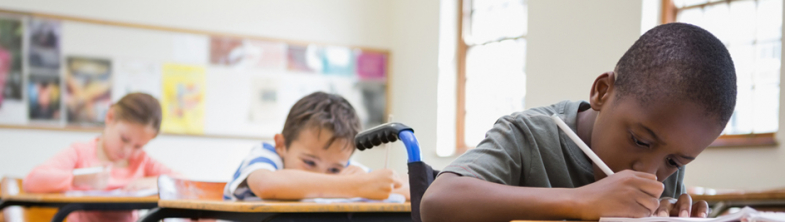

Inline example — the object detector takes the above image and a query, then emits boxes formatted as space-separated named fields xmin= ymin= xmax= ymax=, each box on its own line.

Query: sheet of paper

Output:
xmin=600 ymin=207 xmax=785 ymax=222
xmin=64 ymin=189 xmax=158 ymax=197
xmin=113 ymin=59 xmax=161 ymax=101
xmin=300 ymin=193 xmax=406 ymax=204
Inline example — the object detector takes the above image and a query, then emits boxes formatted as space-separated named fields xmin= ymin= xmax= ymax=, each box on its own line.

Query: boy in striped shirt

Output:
xmin=224 ymin=92 xmax=408 ymax=201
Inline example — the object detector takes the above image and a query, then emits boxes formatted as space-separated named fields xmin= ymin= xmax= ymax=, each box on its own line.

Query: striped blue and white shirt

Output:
xmin=223 ymin=142 xmax=368 ymax=201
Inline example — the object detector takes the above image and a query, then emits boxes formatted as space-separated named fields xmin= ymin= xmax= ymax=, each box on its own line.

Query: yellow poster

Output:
xmin=161 ymin=63 xmax=205 ymax=134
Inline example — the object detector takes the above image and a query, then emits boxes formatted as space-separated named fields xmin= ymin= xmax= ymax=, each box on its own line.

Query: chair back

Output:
xmin=158 ymin=175 xmax=227 ymax=201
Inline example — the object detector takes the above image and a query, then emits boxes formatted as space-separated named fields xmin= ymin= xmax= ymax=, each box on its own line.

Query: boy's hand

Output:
xmin=72 ymin=170 xmax=110 ymax=190
xmin=656 ymin=194 xmax=709 ymax=218
xmin=123 ymin=177 xmax=158 ymax=191
xmin=575 ymin=170 xmax=664 ymax=219
xmin=354 ymin=169 xmax=402 ymax=200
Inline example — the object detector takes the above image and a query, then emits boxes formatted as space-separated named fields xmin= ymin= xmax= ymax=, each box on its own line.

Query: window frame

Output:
xmin=455 ymin=0 xmax=528 ymax=154
xmin=661 ymin=0 xmax=779 ymax=147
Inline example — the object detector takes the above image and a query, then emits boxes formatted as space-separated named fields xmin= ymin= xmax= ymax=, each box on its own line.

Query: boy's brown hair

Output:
xmin=112 ymin=93 xmax=162 ymax=133
xmin=282 ymin=92 xmax=361 ymax=150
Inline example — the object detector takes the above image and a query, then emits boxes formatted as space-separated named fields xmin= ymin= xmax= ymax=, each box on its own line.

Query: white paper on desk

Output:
xmin=64 ymin=189 xmax=158 ymax=197
xmin=301 ymin=193 xmax=406 ymax=204
xmin=600 ymin=207 xmax=785 ymax=222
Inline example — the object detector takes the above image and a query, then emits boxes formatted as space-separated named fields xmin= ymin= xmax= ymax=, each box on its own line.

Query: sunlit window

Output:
xmin=462 ymin=0 xmax=528 ymax=148
xmin=674 ymin=0 xmax=782 ymax=135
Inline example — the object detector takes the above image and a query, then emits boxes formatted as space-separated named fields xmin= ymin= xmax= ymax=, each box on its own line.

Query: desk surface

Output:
xmin=1 ymin=177 xmax=157 ymax=204
xmin=691 ymin=188 xmax=785 ymax=202
xmin=158 ymin=199 xmax=411 ymax=213
xmin=2 ymin=193 xmax=158 ymax=203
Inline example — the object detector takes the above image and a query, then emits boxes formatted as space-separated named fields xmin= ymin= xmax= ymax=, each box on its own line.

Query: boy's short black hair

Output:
xmin=614 ymin=23 xmax=737 ymax=127
xmin=281 ymin=92 xmax=361 ymax=150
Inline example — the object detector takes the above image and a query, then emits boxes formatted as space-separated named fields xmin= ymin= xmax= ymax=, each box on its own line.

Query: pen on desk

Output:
xmin=550 ymin=114 xmax=615 ymax=176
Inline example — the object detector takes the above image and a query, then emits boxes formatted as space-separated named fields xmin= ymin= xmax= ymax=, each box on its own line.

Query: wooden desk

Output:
xmin=143 ymin=200 xmax=411 ymax=221
xmin=691 ymin=188 xmax=785 ymax=217
xmin=0 ymin=177 xmax=158 ymax=222
xmin=140 ymin=175 xmax=412 ymax=221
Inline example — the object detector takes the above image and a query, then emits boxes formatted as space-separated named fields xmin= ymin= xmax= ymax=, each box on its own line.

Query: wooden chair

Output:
xmin=158 ymin=175 xmax=226 ymax=201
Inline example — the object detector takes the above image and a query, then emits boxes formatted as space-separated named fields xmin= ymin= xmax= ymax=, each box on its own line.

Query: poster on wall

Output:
xmin=322 ymin=46 xmax=354 ymax=76
xmin=209 ymin=36 xmax=243 ymax=66
xmin=161 ymin=63 xmax=205 ymax=134
xmin=249 ymin=76 xmax=280 ymax=124
xmin=0 ymin=17 xmax=23 ymax=104
xmin=287 ymin=44 xmax=322 ymax=73
xmin=28 ymin=18 xmax=61 ymax=69
xmin=113 ymin=59 xmax=161 ymax=101
xmin=245 ymin=40 xmax=286 ymax=70
xmin=357 ymin=81 xmax=386 ymax=128
xmin=210 ymin=37 xmax=287 ymax=69
xmin=65 ymin=56 xmax=112 ymax=126
xmin=356 ymin=50 xmax=387 ymax=80
xmin=28 ymin=70 xmax=61 ymax=122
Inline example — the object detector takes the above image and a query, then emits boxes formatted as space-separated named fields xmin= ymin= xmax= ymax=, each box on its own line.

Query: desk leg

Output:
xmin=50 ymin=203 xmax=83 ymax=222
xmin=51 ymin=203 xmax=159 ymax=222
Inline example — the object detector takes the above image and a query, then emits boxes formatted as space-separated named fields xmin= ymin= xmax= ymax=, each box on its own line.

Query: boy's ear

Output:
xmin=589 ymin=71 xmax=616 ymax=111
xmin=273 ymin=133 xmax=286 ymax=154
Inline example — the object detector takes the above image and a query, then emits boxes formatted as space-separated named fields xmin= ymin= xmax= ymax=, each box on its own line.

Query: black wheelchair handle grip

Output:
xmin=354 ymin=122 xmax=413 ymax=150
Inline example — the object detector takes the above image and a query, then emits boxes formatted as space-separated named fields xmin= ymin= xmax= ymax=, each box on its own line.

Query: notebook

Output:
xmin=600 ymin=207 xmax=785 ymax=222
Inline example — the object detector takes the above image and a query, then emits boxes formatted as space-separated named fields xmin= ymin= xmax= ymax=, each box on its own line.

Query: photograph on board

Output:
xmin=28 ymin=71 xmax=61 ymax=121
xmin=65 ymin=56 xmax=112 ymax=126
xmin=28 ymin=18 xmax=60 ymax=69
xmin=0 ymin=17 xmax=23 ymax=104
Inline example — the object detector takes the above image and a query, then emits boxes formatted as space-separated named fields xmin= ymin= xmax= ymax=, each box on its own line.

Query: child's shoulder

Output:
xmin=63 ymin=139 xmax=99 ymax=156
xmin=500 ymin=100 xmax=582 ymax=130
xmin=240 ymin=142 xmax=284 ymax=170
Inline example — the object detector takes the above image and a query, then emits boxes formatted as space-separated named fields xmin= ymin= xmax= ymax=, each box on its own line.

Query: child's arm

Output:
xmin=421 ymin=170 xmax=665 ymax=222
xmin=246 ymin=168 xmax=401 ymax=200
xmin=23 ymin=146 xmax=81 ymax=193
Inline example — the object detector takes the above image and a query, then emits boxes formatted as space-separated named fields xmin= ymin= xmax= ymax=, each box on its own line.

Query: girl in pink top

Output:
xmin=23 ymin=93 xmax=175 ymax=222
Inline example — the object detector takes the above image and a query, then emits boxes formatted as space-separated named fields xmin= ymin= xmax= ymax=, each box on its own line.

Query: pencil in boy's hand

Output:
xmin=550 ymin=114 xmax=615 ymax=176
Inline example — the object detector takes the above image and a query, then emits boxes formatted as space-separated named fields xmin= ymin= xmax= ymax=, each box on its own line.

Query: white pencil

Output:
xmin=550 ymin=114 xmax=615 ymax=176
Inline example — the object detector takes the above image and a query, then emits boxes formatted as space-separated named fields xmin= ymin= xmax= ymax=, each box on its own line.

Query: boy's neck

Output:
xmin=575 ymin=108 xmax=597 ymax=149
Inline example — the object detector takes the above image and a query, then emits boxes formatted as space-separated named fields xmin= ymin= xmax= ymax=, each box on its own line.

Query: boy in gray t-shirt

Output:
xmin=421 ymin=23 xmax=737 ymax=222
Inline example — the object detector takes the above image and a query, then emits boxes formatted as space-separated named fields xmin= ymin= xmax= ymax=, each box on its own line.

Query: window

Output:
xmin=663 ymin=0 xmax=782 ymax=146
xmin=452 ymin=0 xmax=528 ymax=153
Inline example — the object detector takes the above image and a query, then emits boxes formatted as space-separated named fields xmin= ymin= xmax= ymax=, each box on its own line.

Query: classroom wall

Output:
xmin=0 ymin=0 xmax=397 ymax=182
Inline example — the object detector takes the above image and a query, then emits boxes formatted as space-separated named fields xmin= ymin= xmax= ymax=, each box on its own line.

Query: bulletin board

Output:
xmin=0 ymin=9 xmax=390 ymax=140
